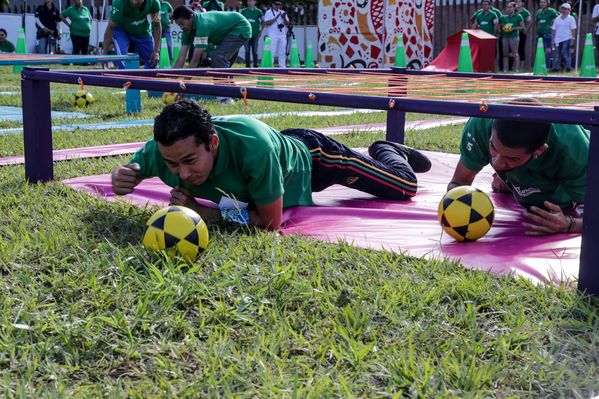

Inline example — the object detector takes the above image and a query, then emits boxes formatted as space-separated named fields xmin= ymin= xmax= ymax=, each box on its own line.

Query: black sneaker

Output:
xmin=368 ymin=140 xmax=432 ymax=173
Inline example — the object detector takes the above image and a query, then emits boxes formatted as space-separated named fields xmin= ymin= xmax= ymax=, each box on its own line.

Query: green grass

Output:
xmin=0 ymin=65 xmax=597 ymax=398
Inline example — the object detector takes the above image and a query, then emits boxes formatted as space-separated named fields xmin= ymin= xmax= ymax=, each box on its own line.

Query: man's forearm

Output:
xmin=152 ymin=22 xmax=162 ymax=52
xmin=103 ymin=25 xmax=114 ymax=53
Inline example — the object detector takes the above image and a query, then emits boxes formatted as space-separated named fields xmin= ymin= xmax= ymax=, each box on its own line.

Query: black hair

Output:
xmin=154 ymin=99 xmax=214 ymax=148
xmin=204 ymin=0 xmax=223 ymax=11
xmin=0 ymin=29 xmax=7 ymax=36
xmin=492 ymin=98 xmax=551 ymax=153
xmin=172 ymin=5 xmax=194 ymax=20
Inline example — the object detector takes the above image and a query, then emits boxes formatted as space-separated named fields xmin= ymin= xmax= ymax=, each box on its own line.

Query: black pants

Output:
xmin=518 ymin=31 xmax=527 ymax=61
xmin=71 ymin=34 xmax=89 ymax=55
xmin=281 ymin=128 xmax=418 ymax=200
xmin=245 ymin=37 xmax=259 ymax=67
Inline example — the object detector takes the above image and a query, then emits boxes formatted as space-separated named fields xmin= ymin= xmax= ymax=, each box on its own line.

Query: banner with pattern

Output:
xmin=318 ymin=0 xmax=435 ymax=69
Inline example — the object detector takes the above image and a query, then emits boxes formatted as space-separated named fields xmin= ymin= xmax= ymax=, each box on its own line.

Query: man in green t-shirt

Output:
xmin=499 ymin=2 xmax=525 ymax=72
xmin=103 ymin=0 xmax=162 ymax=69
xmin=111 ymin=100 xmax=431 ymax=230
xmin=202 ymin=0 xmax=224 ymax=11
xmin=159 ymin=0 xmax=174 ymax=62
xmin=172 ymin=5 xmax=251 ymax=68
xmin=472 ymin=0 xmax=498 ymax=36
xmin=60 ymin=0 xmax=92 ymax=55
xmin=0 ymin=29 xmax=16 ymax=53
xmin=535 ymin=0 xmax=559 ymax=70
xmin=241 ymin=0 xmax=263 ymax=67
xmin=448 ymin=109 xmax=588 ymax=236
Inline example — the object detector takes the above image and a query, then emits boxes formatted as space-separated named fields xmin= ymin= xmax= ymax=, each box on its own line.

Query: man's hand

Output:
xmin=491 ymin=173 xmax=510 ymax=193
xmin=170 ymin=186 xmax=199 ymax=209
xmin=150 ymin=50 xmax=160 ymax=67
xmin=522 ymin=201 xmax=571 ymax=236
xmin=111 ymin=163 xmax=142 ymax=195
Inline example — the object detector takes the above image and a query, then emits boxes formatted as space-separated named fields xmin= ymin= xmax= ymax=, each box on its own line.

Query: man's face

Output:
xmin=488 ymin=131 xmax=534 ymax=172
xmin=506 ymin=3 xmax=515 ymax=13
xmin=482 ymin=1 xmax=490 ymax=11
xmin=272 ymin=1 xmax=282 ymax=10
xmin=560 ymin=5 xmax=569 ymax=14
xmin=0 ymin=32 xmax=6 ymax=42
xmin=540 ymin=0 xmax=547 ymax=8
xmin=75 ymin=0 xmax=82 ymax=7
xmin=248 ymin=0 xmax=256 ymax=7
xmin=176 ymin=16 xmax=194 ymax=34
xmin=515 ymin=0 xmax=523 ymax=8
xmin=158 ymin=135 xmax=218 ymax=186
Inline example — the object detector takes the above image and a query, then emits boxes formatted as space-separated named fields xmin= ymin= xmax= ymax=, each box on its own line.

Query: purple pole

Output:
xmin=386 ymin=69 xmax=407 ymax=143
xmin=22 ymin=69 xmax=53 ymax=182
xmin=578 ymin=111 xmax=599 ymax=295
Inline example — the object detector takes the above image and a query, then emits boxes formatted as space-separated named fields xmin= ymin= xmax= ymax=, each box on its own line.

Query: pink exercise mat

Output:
xmin=62 ymin=150 xmax=581 ymax=285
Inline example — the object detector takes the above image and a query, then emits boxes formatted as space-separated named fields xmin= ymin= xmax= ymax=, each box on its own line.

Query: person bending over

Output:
xmin=448 ymin=114 xmax=588 ymax=235
xmin=112 ymin=100 xmax=432 ymax=230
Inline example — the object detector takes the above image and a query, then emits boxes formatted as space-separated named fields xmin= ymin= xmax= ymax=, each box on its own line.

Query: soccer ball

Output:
xmin=161 ymin=92 xmax=181 ymax=105
xmin=502 ymin=23 xmax=513 ymax=33
xmin=73 ymin=90 xmax=94 ymax=107
xmin=438 ymin=186 xmax=495 ymax=242
xmin=142 ymin=205 xmax=209 ymax=261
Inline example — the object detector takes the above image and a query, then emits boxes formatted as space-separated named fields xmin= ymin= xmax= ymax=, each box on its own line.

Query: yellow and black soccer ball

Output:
xmin=73 ymin=90 xmax=94 ymax=107
xmin=438 ymin=186 xmax=494 ymax=242
xmin=161 ymin=92 xmax=180 ymax=105
xmin=502 ymin=23 xmax=513 ymax=33
xmin=142 ymin=205 xmax=209 ymax=261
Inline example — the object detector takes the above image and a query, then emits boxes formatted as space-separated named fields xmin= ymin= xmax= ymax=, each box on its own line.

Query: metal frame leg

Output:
xmin=386 ymin=72 xmax=407 ymax=143
xmin=125 ymin=59 xmax=142 ymax=114
xmin=22 ymin=75 xmax=53 ymax=182
xmin=578 ymin=121 xmax=599 ymax=295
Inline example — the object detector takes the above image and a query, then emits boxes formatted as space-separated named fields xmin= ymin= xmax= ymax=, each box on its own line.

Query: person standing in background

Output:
xmin=61 ymin=0 xmax=92 ymax=55
xmin=35 ymin=0 xmax=62 ymax=54
xmin=241 ymin=0 xmax=263 ymax=67
xmin=551 ymin=3 xmax=576 ymax=73
xmin=0 ymin=29 xmax=16 ymax=53
xmin=515 ymin=0 xmax=532 ymax=71
xmin=499 ymin=2 xmax=524 ymax=73
xmin=261 ymin=0 xmax=289 ymax=68
xmin=592 ymin=1 xmax=599 ymax=64
xmin=535 ymin=0 xmax=559 ymax=71
xmin=160 ymin=0 xmax=174 ymax=62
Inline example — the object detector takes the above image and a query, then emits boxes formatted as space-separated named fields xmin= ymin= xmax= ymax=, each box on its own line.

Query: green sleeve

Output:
xmin=459 ymin=118 xmax=492 ymax=173
xmin=149 ymin=0 xmax=160 ymax=14
xmin=557 ymin=127 xmax=589 ymax=203
xmin=242 ymin=144 xmax=284 ymax=205
xmin=109 ymin=0 xmax=124 ymax=24
xmin=61 ymin=7 xmax=71 ymax=18
xmin=129 ymin=141 xmax=161 ymax=179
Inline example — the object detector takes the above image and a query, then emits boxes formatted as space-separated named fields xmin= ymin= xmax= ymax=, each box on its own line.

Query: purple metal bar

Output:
xmin=386 ymin=71 xmax=408 ymax=143
xmin=19 ymin=69 xmax=599 ymax=126
xmin=21 ymin=68 xmax=53 ymax=182
xmin=578 ymin=111 xmax=599 ymax=296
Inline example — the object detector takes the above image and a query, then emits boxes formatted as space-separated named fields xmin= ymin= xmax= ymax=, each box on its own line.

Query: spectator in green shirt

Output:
xmin=535 ymin=0 xmax=559 ymax=70
xmin=0 ymin=29 xmax=16 ymax=53
xmin=515 ymin=0 xmax=532 ymax=71
xmin=472 ymin=0 xmax=498 ymax=36
xmin=111 ymin=100 xmax=431 ymax=230
xmin=173 ymin=5 xmax=251 ymax=68
xmin=103 ymin=0 xmax=162 ymax=69
xmin=61 ymin=0 xmax=92 ymax=55
xmin=241 ymin=0 xmax=263 ymax=67
xmin=499 ymin=2 xmax=524 ymax=72
xmin=159 ymin=0 xmax=174 ymax=62
xmin=448 ymin=100 xmax=588 ymax=236
xmin=202 ymin=0 xmax=224 ymax=11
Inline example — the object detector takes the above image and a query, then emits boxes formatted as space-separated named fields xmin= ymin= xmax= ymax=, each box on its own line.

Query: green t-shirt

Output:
xmin=536 ymin=7 xmax=559 ymax=34
xmin=475 ymin=10 xmax=497 ymax=35
xmin=181 ymin=11 xmax=251 ymax=49
xmin=62 ymin=5 xmax=92 ymax=37
xmin=459 ymin=117 xmax=589 ymax=210
xmin=110 ymin=0 xmax=161 ymax=37
xmin=499 ymin=13 xmax=523 ymax=38
xmin=240 ymin=7 xmax=264 ymax=38
xmin=0 ymin=40 xmax=16 ymax=53
xmin=202 ymin=0 xmax=224 ymax=11
xmin=130 ymin=116 xmax=314 ymax=208
xmin=518 ymin=7 xmax=531 ymax=28
xmin=159 ymin=0 xmax=173 ymax=28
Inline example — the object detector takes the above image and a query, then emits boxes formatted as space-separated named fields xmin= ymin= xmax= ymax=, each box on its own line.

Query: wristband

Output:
xmin=566 ymin=216 xmax=576 ymax=233
xmin=220 ymin=206 xmax=250 ymax=225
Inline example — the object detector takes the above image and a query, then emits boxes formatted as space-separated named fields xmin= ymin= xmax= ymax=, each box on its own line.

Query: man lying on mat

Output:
xmin=111 ymin=100 xmax=431 ymax=230
xmin=448 ymin=115 xmax=588 ymax=236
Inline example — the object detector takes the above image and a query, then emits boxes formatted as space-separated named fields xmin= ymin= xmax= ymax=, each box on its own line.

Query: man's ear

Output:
xmin=210 ymin=133 xmax=219 ymax=149
xmin=533 ymin=143 xmax=548 ymax=158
